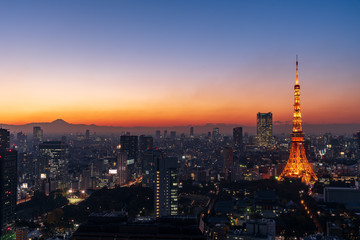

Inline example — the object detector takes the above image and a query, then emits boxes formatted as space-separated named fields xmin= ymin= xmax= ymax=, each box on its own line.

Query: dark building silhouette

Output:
xmin=139 ymin=135 xmax=154 ymax=176
xmin=212 ymin=128 xmax=220 ymax=141
xmin=33 ymin=126 xmax=43 ymax=143
xmin=120 ymin=135 xmax=138 ymax=177
xmin=170 ymin=131 xmax=176 ymax=140
xmin=120 ymin=135 xmax=138 ymax=161
xmin=155 ymin=130 xmax=161 ymax=140
xmin=72 ymin=214 xmax=205 ymax=240
xmin=85 ymin=129 xmax=90 ymax=140
xmin=139 ymin=135 xmax=153 ymax=156
xmin=0 ymin=129 xmax=17 ymax=238
xmin=190 ymin=127 xmax=194 ymax=137
xmin=233 ymin=127 xmax=243 ymax=147
xmin=223 ymin=146 xmax=233 ymax=181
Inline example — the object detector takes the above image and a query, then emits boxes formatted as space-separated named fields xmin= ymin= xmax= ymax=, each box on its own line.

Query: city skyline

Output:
xmin=1 ymin=1 xmax=360 ymax=126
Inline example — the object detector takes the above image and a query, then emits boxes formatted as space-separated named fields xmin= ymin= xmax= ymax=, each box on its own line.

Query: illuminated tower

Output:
xmin=278 ymin=56 xmax=318 ymax=185
xmin=154 ymin=151 xmax=178 ymax=218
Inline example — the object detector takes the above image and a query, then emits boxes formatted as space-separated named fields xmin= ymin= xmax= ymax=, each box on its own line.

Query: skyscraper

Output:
xmin=233 ymin=127 xmax=243 ymax=147
xmin=120 ymin=135 xmax=138 ymax=161
xmin=0 ymin=129 xmax=10 ymax=152
xmin=223 ymin=147 xmax=234 ymax=180
xmin=120 ymin=135 xmax=138 ymax=177
xmin=139 ymin=135 xmax=153 ymax=175
xmin=212 ymin=128 xmax=220 ymax=141
xmin=38 ymin=141 xmax=69 ymax=188
xmin=0 ymin=129 xmax=17 ymax=238
xmin=155 ymin=130 xmax=161 ymax=140
xmin=190 ymin=127 xmax=194 ymax=138
xmin=170 ymin=131 xmax=176 ymax=140
xmin=117 ymin=152 xmax=128 ymax=186
xmin=33 ymin=126 xmax=43 ymax=143
xmin=278 ymin=56 xmax=317 ymax=185
xmin=139 ymin=135 xmax=153 ymax=154
xmin=142 ymin=149 xmax=160 ymax=188
xmin=85 ymin=129 xmax=90 ymax=140
xmin=257 ymin=112 xmax=273 ymax=147
xmin=154 ymin=152 xmax=178 ymax=217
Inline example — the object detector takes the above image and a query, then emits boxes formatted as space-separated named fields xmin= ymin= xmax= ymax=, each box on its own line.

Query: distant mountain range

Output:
xmin=0 ymin=119 xmax=359 ymax=137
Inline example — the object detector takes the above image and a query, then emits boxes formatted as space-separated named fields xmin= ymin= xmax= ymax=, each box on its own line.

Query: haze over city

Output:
xmin=1 ymin=0 xmax=359 ymax=127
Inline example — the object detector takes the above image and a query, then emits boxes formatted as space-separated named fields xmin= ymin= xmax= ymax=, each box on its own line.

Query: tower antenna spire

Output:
xmin=296 ymin=55 xmax=299 ymax=85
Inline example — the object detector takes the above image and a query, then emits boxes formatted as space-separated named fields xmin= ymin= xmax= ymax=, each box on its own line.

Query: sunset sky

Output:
xmin=0 ymin=1 xmax=359 ymax=127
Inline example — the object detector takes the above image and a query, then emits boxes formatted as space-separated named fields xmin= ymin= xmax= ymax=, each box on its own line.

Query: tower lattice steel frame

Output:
xmin=278 ymin=56 xmax=318 ymax=185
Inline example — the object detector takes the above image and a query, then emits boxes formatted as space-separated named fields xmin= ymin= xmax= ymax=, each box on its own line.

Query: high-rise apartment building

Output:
xmin=154 ymin=152 xmax=178 ymax=218
xmin=139 ymin=135 xmax=153 ymax=156
xmin=85 ymin=129 xmax=90 ymax=140
xmin=233 ymin=127 xmax=243 ymax=147
xmin=120 ymin=135 xmax=138 ymax=177
xmin=33 ymin=126 xmax=43 ymax=143
xmin=139 ymin=135 xmax=153 ymax=176
xmin=190 ymin=127 xmax=194 ymax=138
xmin=0 ymin=129 xmax=17 ymax=238
xmin=0 ymin=129 xmax=10 ymax=152
xmin=257 ymin=112 xmax=273 ymax=147
xmin=170 ymin=131 xmax=176 ymax=140
xmin=223 ymin=147 xmax=233 ymax=181
xmin=117 ymin=152 xmax=128 ymax=186
xmin=38 ymin=141 xmax=69 ymax=188
xmin=212 ymin=128 xmax=220 ymax=141
xmin=355 ymin=131 xmax=360 ymax=159
xmin=120 ymin=135 xmax=138 ymax=161
xmin=155 ymin=130 xmax=161 ymax=140
xmin=142 ymin=149 xmax=161 ymax=188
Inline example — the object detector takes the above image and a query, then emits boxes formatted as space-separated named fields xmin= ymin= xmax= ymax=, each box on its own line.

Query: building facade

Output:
xmin=154 ymin=152 xmax=179 ymax=217
xmin=257 ymin=112 xmax=273 ymax=147
xmin=38 ymin=141 xmax=69 ymax=188
xmin=233 ymin=127 xmax=243 ymax=148
xmin=0 ymin=129 xmax=17 ymax=239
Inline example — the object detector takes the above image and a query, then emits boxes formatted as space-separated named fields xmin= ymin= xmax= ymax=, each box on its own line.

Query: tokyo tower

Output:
xmin=278 ymin=56 xmax=318 ymax=185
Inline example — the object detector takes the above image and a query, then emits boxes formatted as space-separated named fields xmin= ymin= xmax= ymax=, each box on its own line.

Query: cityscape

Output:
xmin=1 ymin=1 xmax=360 ymax=240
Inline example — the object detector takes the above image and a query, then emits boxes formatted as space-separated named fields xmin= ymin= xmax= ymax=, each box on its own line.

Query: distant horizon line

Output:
xmin=1 ymin=118 xmax=360 ymax=128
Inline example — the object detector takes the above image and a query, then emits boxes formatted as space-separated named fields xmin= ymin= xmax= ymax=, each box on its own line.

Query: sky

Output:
xmin=0 ymin=0 xmax=359 ymax=127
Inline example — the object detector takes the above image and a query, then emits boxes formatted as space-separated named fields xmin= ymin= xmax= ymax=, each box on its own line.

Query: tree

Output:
xmin=46 ymin=208 xmax=64 ymax=226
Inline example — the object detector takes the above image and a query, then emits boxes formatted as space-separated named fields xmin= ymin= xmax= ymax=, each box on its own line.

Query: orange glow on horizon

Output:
xmin=1 ymin=104 xmax=359 ymax=127
xmin=1 ymin=67 xmax=359 ymax=127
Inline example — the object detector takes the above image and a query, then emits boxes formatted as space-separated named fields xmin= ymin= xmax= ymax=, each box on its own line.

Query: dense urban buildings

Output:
xmin=256 ymin=112 xmax=273 ymax=148
xmin=0 ymin=129 xmax=17 ymax=239
xmin=11 ymin=122 xmax=360 ymax=240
